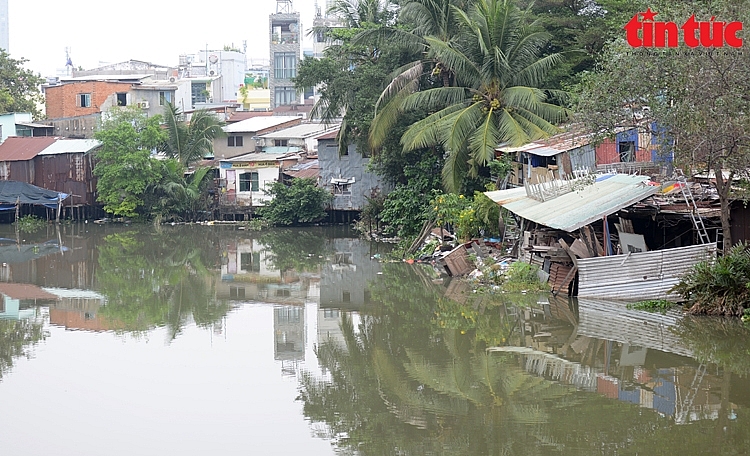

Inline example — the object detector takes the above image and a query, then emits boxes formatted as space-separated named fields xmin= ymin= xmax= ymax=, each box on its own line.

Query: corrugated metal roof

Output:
xmin=0 ymin=136 xmax=58 ymax=161
xmin=315 ymin=129 xmax=339 ymax=140
xmin=224 ymin=116 xmax=301 ymax=133
xmin=38 ymin=138 xmax=101 ymax=155
xmin=485 ymin=174 xmax=658 ymax=232
xmin=259 ymin=123 xmax=338 ymax=139
xmin=498 ymin=128 xmax=596 ymax=156
xmin=577 ymin=243 xmax=717 ymax=301
xmin=284 ymin=166 xmax=320 ymax=180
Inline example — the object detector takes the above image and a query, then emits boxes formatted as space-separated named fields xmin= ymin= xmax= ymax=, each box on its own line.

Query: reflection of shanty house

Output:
xmin=45 ymin=287 xmax=118 ymax=332
xmin=274 ymin=305 xmax=305 ymax=364
xmin=577 ymin=298 xmax=692 ymax=358
xmin=317 ymin=307 xmax=347 ymax=352
xmin=0 ymin=283 xmax=58 ymax=319
xmin=219 ymin=239 xmax=318 ymax=305
xmin=511 ymin=296 xmax=733 ymax=424
xmin=320 ymin=238 xmax=381 ymax=309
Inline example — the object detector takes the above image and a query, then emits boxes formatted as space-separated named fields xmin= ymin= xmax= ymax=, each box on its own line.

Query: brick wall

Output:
xmin=45 ymin=81 xmax=133 ymax=119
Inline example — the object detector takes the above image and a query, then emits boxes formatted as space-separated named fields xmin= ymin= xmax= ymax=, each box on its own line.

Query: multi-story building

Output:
xmin=269 ymin=0 xmax=301 ymax=109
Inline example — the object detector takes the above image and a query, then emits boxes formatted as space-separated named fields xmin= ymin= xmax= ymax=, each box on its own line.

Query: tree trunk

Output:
xmin=714 ymin=166 xmax=733 ymax=253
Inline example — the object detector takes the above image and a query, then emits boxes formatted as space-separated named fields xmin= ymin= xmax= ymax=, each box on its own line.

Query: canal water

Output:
xmin=0 ymin=224 xmax=749 ymax=455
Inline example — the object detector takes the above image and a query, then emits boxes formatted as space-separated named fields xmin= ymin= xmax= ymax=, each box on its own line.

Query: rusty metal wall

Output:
xmin=9 ymin=161 xmax=34 ymax=183
xmin=34 ymin=154 xmax=96 ymax=206
xmin=576 ymin=244 xmax=716 ymax=301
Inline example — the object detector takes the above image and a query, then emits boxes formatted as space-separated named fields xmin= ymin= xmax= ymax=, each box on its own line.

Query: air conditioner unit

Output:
xmin=139 ymin=101 xmax=150 ymax=109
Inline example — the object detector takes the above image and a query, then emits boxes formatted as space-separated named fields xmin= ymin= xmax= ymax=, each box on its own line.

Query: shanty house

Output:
xmin=316 ymin=130 xmax=392 ymax=215
xmin=0 ymin=137 xmax=100 ymax=207
xmin=216 ymin=116 xmax=302 ymax=159
xmin=485 ymin=173 xmax=716 ymax=300
xmin=218 ymin=152 xmax=299 ymax=211
xmin=0 ymin=113 xmax=54 ymax=142
xmin=256 ymin=122 xmax=337 ymax=153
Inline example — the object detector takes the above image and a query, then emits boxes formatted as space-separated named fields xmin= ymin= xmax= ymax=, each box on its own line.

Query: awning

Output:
xmin=484 ymin=174 xmax=658 ymax=232
xmin=0 ymin=181 xmax=69 ymax=210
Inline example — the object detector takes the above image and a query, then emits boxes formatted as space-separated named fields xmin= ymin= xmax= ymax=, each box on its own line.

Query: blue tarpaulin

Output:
xmin=0 ymin=181 xmax=69 ymax=210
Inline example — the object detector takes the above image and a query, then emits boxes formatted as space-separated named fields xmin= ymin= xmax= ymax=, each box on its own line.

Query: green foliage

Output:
xmin=501 ymin=261 xmax=548 ymax=292
xmin=626 ymin=299 xmax=674 ymax=314
xmin=95 ymin=228 xmax=229 ymax=339
xmin=161 ymin=103 xmax=224 ymax=166
xmin=672 ymin=243 xmax=750 ymax=316
xmin=372 ymin=0 xmax=569 ymax=192
xmin=378 ymin=151 xmax=443 ymax=240
xmin=93 ymin=107 xmax=167 ymax=218
xmin=0 ymin=318 xmax=47 ymax=380
xmin=147 ymin=162 xmax=212 ymax=222
xmin=260 ymin=178 xmax=331 ymax=226
xmin=13 ymin=215 xmax=47 ymax=233
xmin=0 ymin=50 xmax=45 ymax=118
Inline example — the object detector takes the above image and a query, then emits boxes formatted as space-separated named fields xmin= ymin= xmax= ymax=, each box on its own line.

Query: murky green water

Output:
xmin=0 ymin=223 xmax=749 ymax=455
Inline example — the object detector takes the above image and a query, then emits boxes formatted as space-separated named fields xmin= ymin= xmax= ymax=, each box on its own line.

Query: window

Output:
xmin=274 ymin=52 xmax=297 ymax=79
xmin=274 ymin=86 xmax=297 ymax=106
xmin=240 ymin=252 xmax=260 ymax=272
xmin=79 ymin=93 xmax=91 ymax=107
xmin=239 ymin=171 xmax=259 ymax=192
xmin=191 ymin=82 xmax=208 ymax=104
xmin=229 ymin=286 xmax=246 ymax=298
xmin=159 ymin=91 xmax=172 ymax=106
xmin=619 ymin=141 xmax=636 ymax=162
xmin=342 ymin=291 xmax=351 ymax=303
xmin=274 ymin=139 xmax=288 ymax=147
xmin=333 ymin=183 xmax=351 ymax=195
xmin=227 ymin=135 xmax=244 ymax=147
xmin=116 ymin=93 xmax=127 ymax=106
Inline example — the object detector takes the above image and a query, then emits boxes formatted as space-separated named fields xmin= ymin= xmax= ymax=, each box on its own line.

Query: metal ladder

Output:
xmin=677 ymin=174 xmax=711 ymax=244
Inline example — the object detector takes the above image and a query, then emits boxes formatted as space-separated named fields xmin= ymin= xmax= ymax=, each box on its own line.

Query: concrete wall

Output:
xmin=318 ymin=138 xmax=392 ymax=211
xmin=269 ymin=12 xmax=301 ymax=109
xmin=320 ymin=238 xmax=382 ymax=309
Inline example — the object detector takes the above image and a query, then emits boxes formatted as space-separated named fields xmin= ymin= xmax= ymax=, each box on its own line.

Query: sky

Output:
xmin=9 ymin=0 xmax=319 ymax=77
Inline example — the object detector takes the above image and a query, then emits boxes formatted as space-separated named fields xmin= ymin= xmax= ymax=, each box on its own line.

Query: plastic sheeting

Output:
xmin=0 ymin=180 xmax=68 ymax=210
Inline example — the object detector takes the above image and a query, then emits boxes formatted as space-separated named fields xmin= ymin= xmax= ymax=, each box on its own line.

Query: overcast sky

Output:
xmin=10 ymin=0 xmax=318 ymax=77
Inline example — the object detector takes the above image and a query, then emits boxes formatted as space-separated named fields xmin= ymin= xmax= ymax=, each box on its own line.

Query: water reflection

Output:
xmin=1 ymin=225 xmax=750 ymax=454
xmin=301 ymin=260 xmax=750 ymax=455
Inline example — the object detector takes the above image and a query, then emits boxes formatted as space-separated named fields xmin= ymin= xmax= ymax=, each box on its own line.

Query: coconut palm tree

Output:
xmin=372 ymin=0 xmax=568 ymax=192
xmin=162 ymin=102 xmax=224 ymax=166
xmin=327 ymin=0 xmax=398 ymax=28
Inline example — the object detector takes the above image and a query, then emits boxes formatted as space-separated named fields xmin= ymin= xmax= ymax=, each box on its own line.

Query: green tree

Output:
xmin=0 ymin=50 xmax=45 ymax=118
xmin=93 ymin=107 xmax=167 ymax=218
xmin=260 ymin=178 xmax=332 ymax=226
xmin=576 ymin=0 xmax=750 ymax=251
xmin=372 ymin=0 xmax=569 ymax=192
xmin=146 ymin=163 xmax=212 ymax=222
xmin=161 ymin=102 xmax=224 ymax=166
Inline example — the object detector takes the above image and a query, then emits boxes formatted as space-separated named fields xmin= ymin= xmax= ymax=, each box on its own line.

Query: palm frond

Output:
xmin=401 ymin=86 xmax=468 ymax=112
xmin=442 ymin=145 xmax=470 ymax=193
xmin=468 ymin=110 xmax=501 ymax=166
xmin=445 ymin=102 xmax=484 ymax=155
xmin=401 ymin=104 xmax=464 ymax=151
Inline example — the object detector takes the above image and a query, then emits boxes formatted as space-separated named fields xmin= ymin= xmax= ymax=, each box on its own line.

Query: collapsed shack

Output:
xmin=475 ymin=172 xmax=719 ymax=301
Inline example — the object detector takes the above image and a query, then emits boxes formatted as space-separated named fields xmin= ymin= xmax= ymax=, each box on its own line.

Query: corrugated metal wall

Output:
xmin=576 ymin=244 xmax=716 ymax=300
xmin=34 ymin=154 xmax=96 ymax=206
xmin=595 ymin=138 xmax=619 ymax=165
xmin=568 ymin=144 xmax=596 ymax=172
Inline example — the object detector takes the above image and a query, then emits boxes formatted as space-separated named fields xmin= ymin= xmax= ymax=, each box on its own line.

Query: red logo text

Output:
xmin=624 ymin=8 xmax=743 ymax=48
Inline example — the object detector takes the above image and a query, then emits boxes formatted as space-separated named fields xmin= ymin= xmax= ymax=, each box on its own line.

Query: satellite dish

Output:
xmin=289 ymin=23 xmax=298 ymax=32
xmin=209 ymin=54 xmax=219 ymax=64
